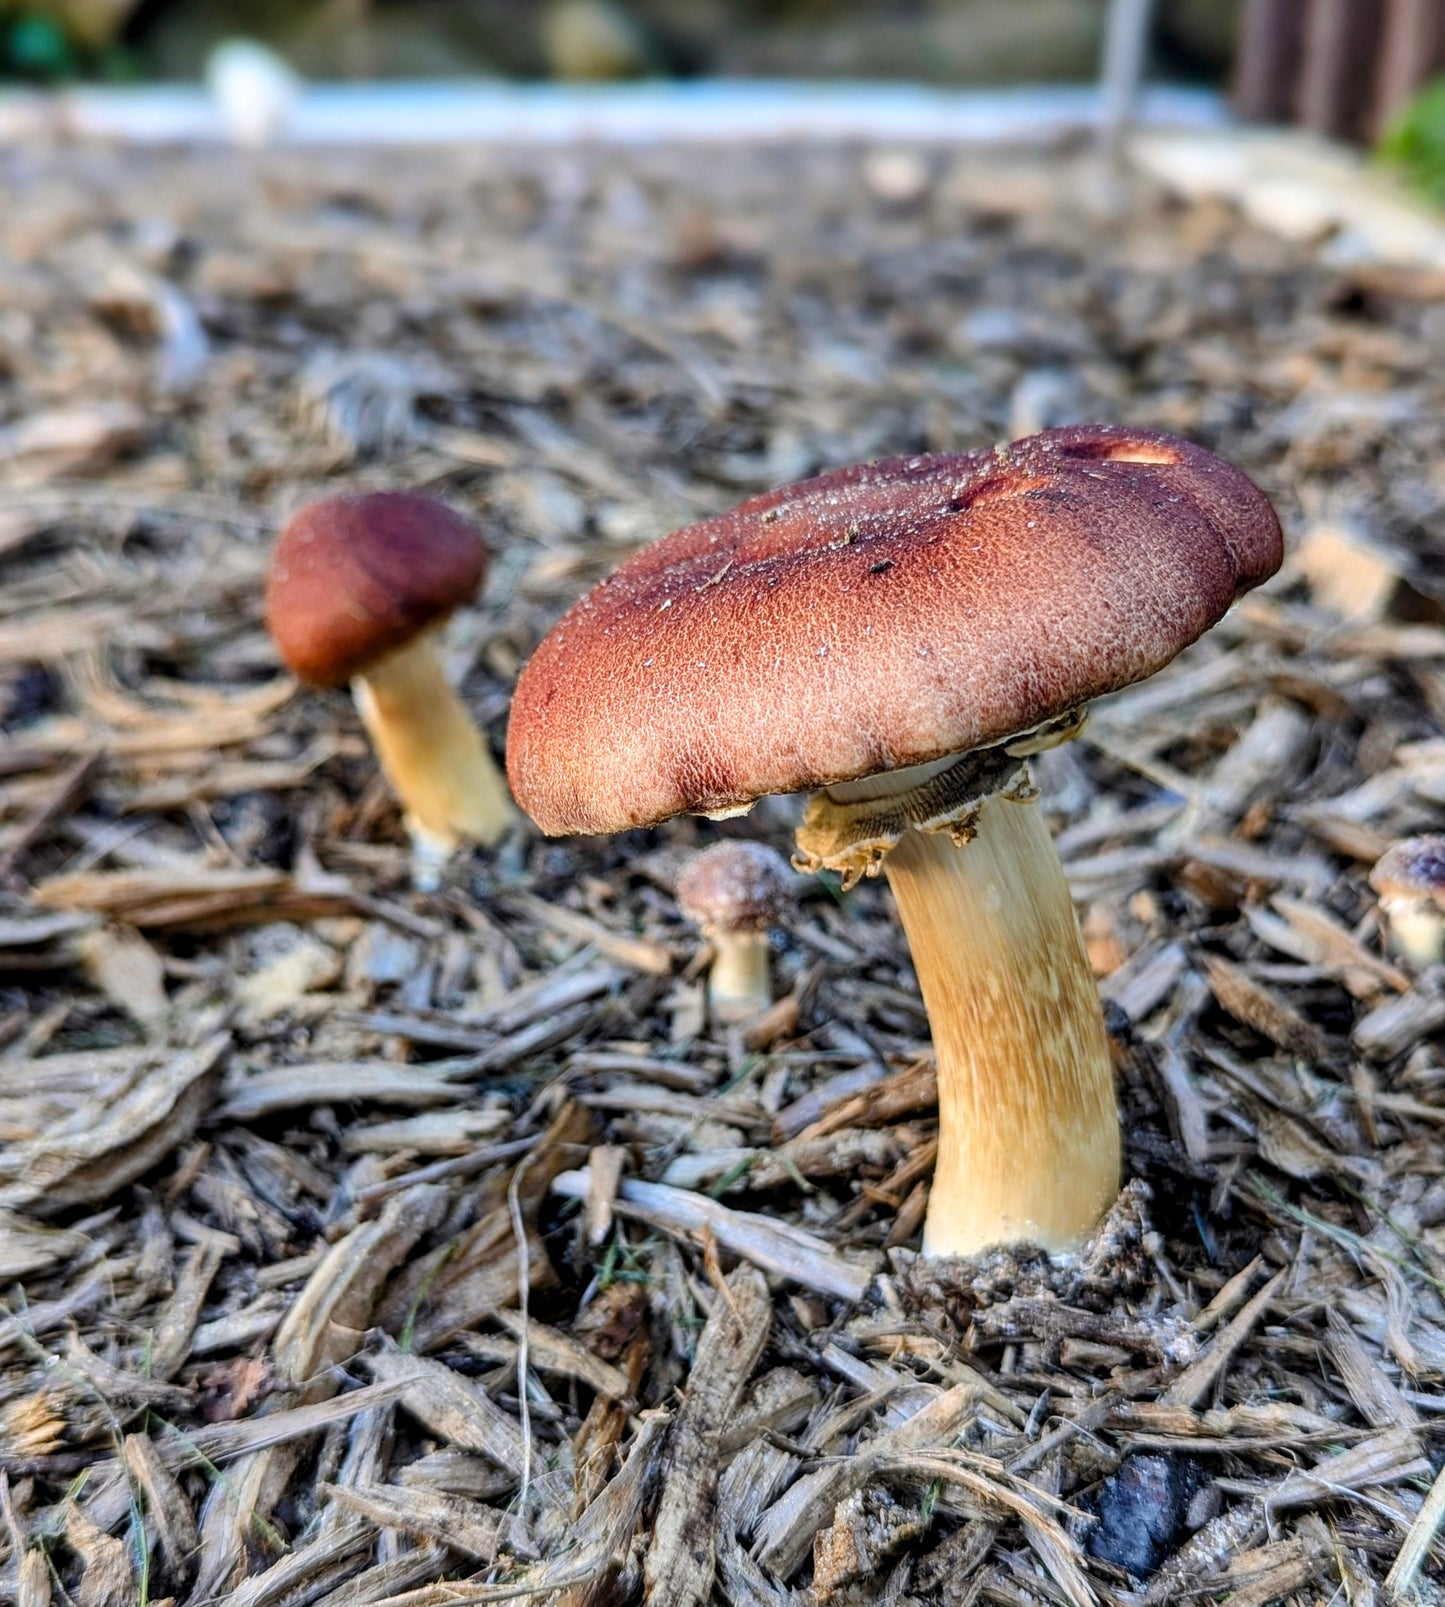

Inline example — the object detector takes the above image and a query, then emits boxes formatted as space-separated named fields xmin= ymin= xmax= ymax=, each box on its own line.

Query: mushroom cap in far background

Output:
xmin=266 ymin=492 xmax=489 ymax=687
xmin=1370 ymin=836 xmax=1445 ymax=907
xmin=676 ymin=840 xmax=796 ymax=936
xmin=507 ymin=425 xmax=1283 ymax=837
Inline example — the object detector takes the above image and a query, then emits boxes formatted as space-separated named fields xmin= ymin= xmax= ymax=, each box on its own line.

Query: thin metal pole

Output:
xmin=1099 ymin=0 xmax=1158 ymax=165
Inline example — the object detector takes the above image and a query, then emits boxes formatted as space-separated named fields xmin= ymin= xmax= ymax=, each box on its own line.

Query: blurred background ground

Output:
xmin=6 ymin=3 xmax=1445 ymax=216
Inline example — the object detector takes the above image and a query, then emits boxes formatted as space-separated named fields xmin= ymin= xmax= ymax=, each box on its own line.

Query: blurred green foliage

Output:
xmin=0 ymin=1 xmax=141 ymax=79
xmin=6 ymin=13 xmax=74 ymax=77
xmin=1379 ymin=77 xmax=1445 ymax=208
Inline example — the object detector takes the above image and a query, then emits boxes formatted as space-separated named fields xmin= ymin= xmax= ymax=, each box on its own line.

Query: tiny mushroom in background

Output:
xmin=206 ymin=38 xmax=301 ymax=148
xmin=507 ymin=424 xmax=1281 ymax=1260
xmin=676 ymin=840 xmax=796 ymax=1025
xmin=1370 ymin=836 xmax=1445 ymax=968
xmin=267 ymin=491 xmax=515 ymax=884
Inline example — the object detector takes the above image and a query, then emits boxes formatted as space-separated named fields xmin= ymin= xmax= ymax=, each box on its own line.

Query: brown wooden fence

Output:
xmin=1234 ymin=0 xmax=1445 ymax=142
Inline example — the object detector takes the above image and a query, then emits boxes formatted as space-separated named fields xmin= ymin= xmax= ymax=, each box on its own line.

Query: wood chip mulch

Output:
xmin=3 ymin=135 xmax=1445 ymax=1606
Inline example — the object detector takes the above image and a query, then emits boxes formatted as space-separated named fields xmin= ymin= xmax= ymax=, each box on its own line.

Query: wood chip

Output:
xmin=551 ymin=1172 xmax=877 ymax=1301
xmin=1163 ymin=1272 xmax=1283 ymax=1409
xmin=0 ymin=1033 xmax=227 ymax=1214
xmin=1197 ymin=951 xmax=1329 ymax=1060
xmin=220 ymin=1059 xmax=479 ymax=1121
xmin=365 ymin=1347 xmax=532 ymax=1481
xmin=322 ymin=1480 xmax=513 ymax=1562
xmin=644 ymin=1264 xmax=771 ymax=1607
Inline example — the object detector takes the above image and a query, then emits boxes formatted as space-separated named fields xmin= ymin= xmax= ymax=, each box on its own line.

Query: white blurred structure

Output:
xmin=0 ymin=79 xmax=1226 ymax=147
xmin=1099 ymin=0 xmax=1157 ymax=162
xmin=205 ymin=38 xmax=301 ymax=148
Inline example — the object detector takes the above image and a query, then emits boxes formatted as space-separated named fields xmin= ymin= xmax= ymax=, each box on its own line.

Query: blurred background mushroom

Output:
xmin=266 ymin=490 xmax=514 ymax=888
xmin=1370 ymin=836 xmax=1445 ymax=968
xmin=675 ymin=839 xmax=796 ymax=1026
xmin=204 ymin=35 xmax=300 ymax=146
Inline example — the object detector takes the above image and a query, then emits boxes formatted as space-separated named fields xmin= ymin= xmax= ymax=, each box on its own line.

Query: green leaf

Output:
xmin=1377 ymin=76 xmax=1445 ymax=208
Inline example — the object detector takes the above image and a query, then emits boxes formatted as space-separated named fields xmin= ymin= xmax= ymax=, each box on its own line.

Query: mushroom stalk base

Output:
xmin=707 ymin=932 xmax=772 ymax=1025
xmin=1381 ymin=898 xmax=1445 ymax=969
xmin=881 ymin=796 xmax=1120 ymax=1257
xmin=352 ymin=634 xmax=515 ymax=859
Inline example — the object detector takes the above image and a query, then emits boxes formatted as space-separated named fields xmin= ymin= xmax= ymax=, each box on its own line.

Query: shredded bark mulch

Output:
xmin=3 ymin=135 xmax=1445 ymax=1605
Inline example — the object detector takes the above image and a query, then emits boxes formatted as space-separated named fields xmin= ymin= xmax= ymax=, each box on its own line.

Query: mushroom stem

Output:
xmin=1380 ymin=898 xmax=1445 ymax=969
xmin=352 ymin=633 xmax=515 ymax=859
xmin=881 ymin=794 xmax=1119 ymax=1256
xmin=706 ymin=932 xmax=772 ymax=1025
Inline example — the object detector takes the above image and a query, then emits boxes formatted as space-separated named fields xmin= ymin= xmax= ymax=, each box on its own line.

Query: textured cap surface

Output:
xmin=1370 ymin=836 xmax=1445 ymax=905
xmin=267 ymin=492 xmax=488 ymax=686
xmin=676 ymin=840 xmax=795 ymax=934
xmin=508 ymin=425 xmax=1282 ymax=836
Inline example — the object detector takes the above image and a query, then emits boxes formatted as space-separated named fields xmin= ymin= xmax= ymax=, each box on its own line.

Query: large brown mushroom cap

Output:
xmin=267 ymin=492 xmax=489 ymax=687
xmin=507 ymin=425 xmax=1282 ymax=836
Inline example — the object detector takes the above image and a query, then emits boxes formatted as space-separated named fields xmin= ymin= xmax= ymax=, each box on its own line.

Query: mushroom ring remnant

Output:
xmin=508 ymin=424 xmax=1283 ymax=1258
xmin=267 ymin=491 xmax=515 ymax=881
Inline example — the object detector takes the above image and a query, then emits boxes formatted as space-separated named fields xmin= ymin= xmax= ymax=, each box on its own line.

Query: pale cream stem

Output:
xmin=706 ymin=931 xmax=773 ymax=1025
xmin=352 ymin=632 xmax=515 ymax=859
xmin=880 ymin=794 xmax=1119 ymax=1256
xmin=1381 ymin=897 xmax=1445 ymax=969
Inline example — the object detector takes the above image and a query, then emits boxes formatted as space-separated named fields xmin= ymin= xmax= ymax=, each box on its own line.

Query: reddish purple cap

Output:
xmin=508 ymin=425 xmax=1283 ymax=836
xmin=267 ymin=492 xmax=488 ymax=687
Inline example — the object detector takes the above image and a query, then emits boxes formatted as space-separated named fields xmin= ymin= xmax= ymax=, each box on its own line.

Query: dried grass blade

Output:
xmin=1385 ymin=1452 xmax=1445 ymax=1598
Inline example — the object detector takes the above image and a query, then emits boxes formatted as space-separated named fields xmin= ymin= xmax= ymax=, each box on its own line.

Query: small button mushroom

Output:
xmin=206 ymin=38 xmax=300 ymax=148
xmin=266 ymin=491 xmax=515 ymax=886
xmin=1370 ymin=836 xmax=1445 ymax=968
xmin=507 ymin=424 xmax=1282 ymax=1259
xmin=676 ymin=840 xmax=796 ymax=1025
